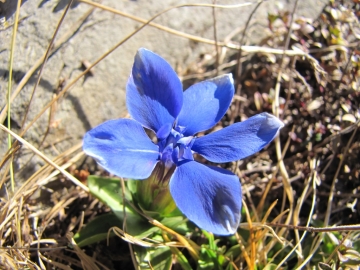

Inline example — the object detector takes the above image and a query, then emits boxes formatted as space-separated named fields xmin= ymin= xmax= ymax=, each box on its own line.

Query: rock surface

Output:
xmin=0 ymin=0 xmax=327 ymax=178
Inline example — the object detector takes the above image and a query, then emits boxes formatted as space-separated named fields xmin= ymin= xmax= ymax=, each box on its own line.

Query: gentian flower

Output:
xmin=83 ymin=48 xmax=284 ymax=235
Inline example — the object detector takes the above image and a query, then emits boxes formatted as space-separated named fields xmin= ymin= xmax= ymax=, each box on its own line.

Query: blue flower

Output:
xmin=83 ymin=48 xmax=284 ymax=235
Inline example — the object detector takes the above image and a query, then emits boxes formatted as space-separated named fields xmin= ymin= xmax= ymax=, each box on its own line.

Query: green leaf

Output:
xmin=74 ymin=213 xmax=119 ymax=247
xmin=149 ymin=247 xmax=173 ymax=270
xmin=88 ymin=175 xmax=137 ymax=219
xmin=88 ymin=176 xmax=129 ymax=212
xmin=87 ymin=175 xmax=153 ymax=237
xmin=263 ymin=264 xmax=279 ymax=270
xmin=133 ymin=245 xmax=172 ymax=270
xmin=161 ymin=216 xmax=190 ymax=234
xmin=171 ymin=247 xmax=192 ymax=270
xmin=135 ymin=235 xmax=192 ymax=270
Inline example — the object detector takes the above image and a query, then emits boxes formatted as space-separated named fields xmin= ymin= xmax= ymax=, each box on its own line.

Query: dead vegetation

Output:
xmin=0 ymin=0 xmax=359 ymax=269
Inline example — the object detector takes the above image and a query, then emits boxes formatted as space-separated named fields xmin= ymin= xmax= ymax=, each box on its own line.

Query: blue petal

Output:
xmin=126 ymin=48 xmax=183 ymax=135
xmin=83 ymin=119 xmax=159 ymax=179
xmin=169 ymin=160 xmax=242 ymax=235
xmin=176 ymin=74 xmax=234 ymax=136
xmin=192 ymin=112 xmax=284 ymax=163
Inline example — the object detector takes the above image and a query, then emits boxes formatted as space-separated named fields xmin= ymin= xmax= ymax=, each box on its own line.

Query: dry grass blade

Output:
xmin=0 ymin=144 xmax=20 ymax=169
xmin=152 ymin=220 xmax=200 ymax=260
xmin=234 ymin=232 xmax=251 ymax=267
xmin=0 ymin=124 xmax=88 ymax=192
xmin=0 ymin=0 xmax=358 ymax=268
xmin=0 ymin=251 xmax=18 ymax=269
xmin=5 ymin=0 xmax=21 ymax=192
xmin=241 ymin=199 xmax=255 ymax=270
xmin=0 ymin=7 xmax=95 ymax=124
xmin=78 ymin=0 xmax=329 ymax=60
xmin=122 ymin=198 xmax=200 ymax=260
xmin=38 ymin=143 xmax=83 ymax=186
xmin=20 ymin=0 xmax=75 ymax=131
xmin=240 ymin=222 xmax=284 ymax=246
xmin=39 ymin=254 xmax=71 ymax=270
xmin=109 ymin=226 xmax=182 ymax=248
xmin=270 ymin=0 xmax=300 ymax=258
xmin=275 ymin=159 xmax=318 ymax=269
xmin=17 ymin=1 xmax=258 ymax=140
xmin=65 ymin=233 xmax=102 ymax=270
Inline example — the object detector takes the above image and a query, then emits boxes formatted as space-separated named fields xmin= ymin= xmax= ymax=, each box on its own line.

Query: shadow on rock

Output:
xmin=0 ymin=0 xmax=27 ymax=20
xmin=38 ymin=0 xmax=80 ymax=13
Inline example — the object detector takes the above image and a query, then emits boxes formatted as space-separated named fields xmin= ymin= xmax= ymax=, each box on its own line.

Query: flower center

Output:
xmin=158 ymin=128 xmax=194 ymax=168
